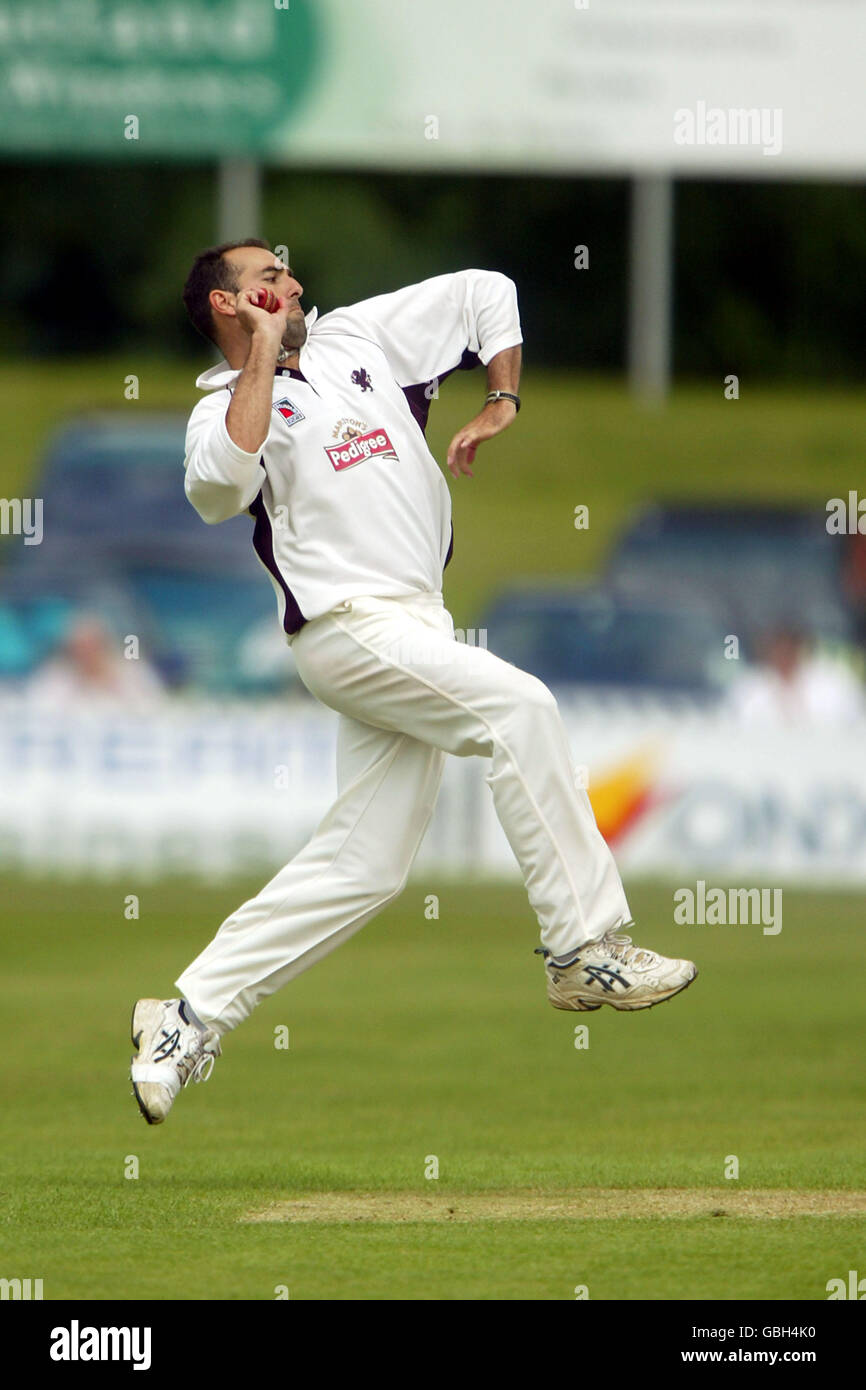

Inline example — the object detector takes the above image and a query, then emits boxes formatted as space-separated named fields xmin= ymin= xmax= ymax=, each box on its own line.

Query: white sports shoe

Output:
xmin=539 ymin=929 xmax=697 ymax=1012
xmin=130 ymin=998 xmax=221 ymax=1125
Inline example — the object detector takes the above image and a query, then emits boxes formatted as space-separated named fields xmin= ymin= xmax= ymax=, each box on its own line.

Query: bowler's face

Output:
xmin=227 ymin=247 xmax=307 ymax=344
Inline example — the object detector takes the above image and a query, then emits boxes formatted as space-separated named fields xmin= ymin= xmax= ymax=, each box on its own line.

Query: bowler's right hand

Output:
xmin=234 ymin=287 xmax=291 ymax=341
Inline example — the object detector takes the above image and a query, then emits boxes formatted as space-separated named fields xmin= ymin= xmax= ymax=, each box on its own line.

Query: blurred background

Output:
xmin=2 ymin=0 xmax=866 ymax=886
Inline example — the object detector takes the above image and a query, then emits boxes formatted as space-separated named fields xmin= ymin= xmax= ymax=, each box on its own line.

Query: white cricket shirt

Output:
xmin=183 ymin=269 xmax=522 ymax=635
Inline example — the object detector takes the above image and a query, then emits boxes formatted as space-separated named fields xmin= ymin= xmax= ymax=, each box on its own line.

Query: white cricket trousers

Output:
xmin=176 ymin=592 xmax=631 ymax=1034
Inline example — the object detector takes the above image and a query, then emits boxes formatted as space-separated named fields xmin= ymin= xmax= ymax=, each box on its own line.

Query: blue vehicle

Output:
xmin=480 ymin=581 xmax=733 ymax=698
xmin=0 ymin=414 xmax=297 ymax=694
xmin=606 ymin=502 xmax=864 ymax=657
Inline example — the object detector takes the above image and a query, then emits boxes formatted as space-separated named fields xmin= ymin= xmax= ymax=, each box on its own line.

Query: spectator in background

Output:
xmin=729 ymin=626 xmax=865 ymax=725
xmin=27 ymin=614 xmax=166 ymax=712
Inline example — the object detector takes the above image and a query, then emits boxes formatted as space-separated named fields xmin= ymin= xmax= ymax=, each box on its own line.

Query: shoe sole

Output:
xmin=129 ymin=1002 xmax=163 ymax=1126
xmin=549 ymin=968 xmax=698 ymax=1013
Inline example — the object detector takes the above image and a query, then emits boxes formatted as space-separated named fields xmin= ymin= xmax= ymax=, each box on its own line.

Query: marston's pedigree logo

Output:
xmin=324 ymin=427 xmax=398 ymax=472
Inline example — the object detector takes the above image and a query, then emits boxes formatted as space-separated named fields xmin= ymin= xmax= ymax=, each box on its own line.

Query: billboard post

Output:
xmin=217 ymin=159 xmax=262 ymax=243
xmin=627 ymin=175 xmax=674 ymax=405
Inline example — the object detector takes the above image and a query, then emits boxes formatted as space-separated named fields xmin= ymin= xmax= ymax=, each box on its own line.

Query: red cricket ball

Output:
xmin=250 ymin=287 xmax=280 ymax=313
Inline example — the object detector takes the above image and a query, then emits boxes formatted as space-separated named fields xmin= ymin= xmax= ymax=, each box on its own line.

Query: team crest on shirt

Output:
xmin=273 ymin=397 xmax=305 ymax=427
xmin=351 ymin=367 xmax=373 ymax=392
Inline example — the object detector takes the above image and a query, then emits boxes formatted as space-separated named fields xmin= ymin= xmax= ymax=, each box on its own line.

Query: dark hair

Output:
xmin=182 ymin=238 xmax=271 ymax=344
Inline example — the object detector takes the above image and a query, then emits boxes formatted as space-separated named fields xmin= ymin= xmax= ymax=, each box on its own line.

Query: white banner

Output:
xmin=2 ymin=694 xmax=865 ymax=885
xmin=277 ymin=0 xmax=866 ymax=178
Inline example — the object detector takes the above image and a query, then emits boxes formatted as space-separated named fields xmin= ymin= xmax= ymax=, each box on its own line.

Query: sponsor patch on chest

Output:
xmin=324 ymin=427 xmax=398 ymax=471
xmin=273 ymin=397 xmax=305 ymax=427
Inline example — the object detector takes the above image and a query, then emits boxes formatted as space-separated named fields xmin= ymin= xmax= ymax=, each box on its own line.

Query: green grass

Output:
xmin=0 ymin=358 xmax=864 ymax=625
xmin=2 ymin=359 xmax=864 ymax=1298
xmin=2 ymin=876 xmax=864 ymax=1300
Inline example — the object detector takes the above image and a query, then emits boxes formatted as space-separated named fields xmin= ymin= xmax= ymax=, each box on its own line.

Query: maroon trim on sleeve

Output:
xmin=401 ymin=349 xmax=480 ymax=435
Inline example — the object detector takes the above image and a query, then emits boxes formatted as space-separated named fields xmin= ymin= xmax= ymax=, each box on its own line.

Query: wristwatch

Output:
xmin=485 ymin=390 xmax=521 ymax=413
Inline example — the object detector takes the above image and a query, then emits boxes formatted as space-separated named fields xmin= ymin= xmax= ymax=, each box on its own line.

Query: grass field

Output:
xmin=2 ymin=361 xmax=864 ymax=1301
xmin=1 ymin=359 xmax=865 ymax=626
xmin=3 ymin=875 xmax=864 ymax=1301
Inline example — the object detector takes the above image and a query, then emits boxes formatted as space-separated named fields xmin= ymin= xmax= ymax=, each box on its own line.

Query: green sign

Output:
xmin=0 ymin=0 xmax=320 ymax=158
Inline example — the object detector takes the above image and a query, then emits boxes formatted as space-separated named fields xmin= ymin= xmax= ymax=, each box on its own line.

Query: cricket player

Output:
xmin=130 ymin=239 xmax=697 ymax=1124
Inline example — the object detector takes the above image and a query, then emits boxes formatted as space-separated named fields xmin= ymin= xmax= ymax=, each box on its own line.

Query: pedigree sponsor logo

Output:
xmin=324 ymin=427 xmax=398 ymax=472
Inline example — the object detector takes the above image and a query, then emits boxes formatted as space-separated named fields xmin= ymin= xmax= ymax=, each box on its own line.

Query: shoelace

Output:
xmin=598 ymin=931 xmax=657 ymax=969
xmin=178 ymin=1038 xmax=220 ymax=1089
